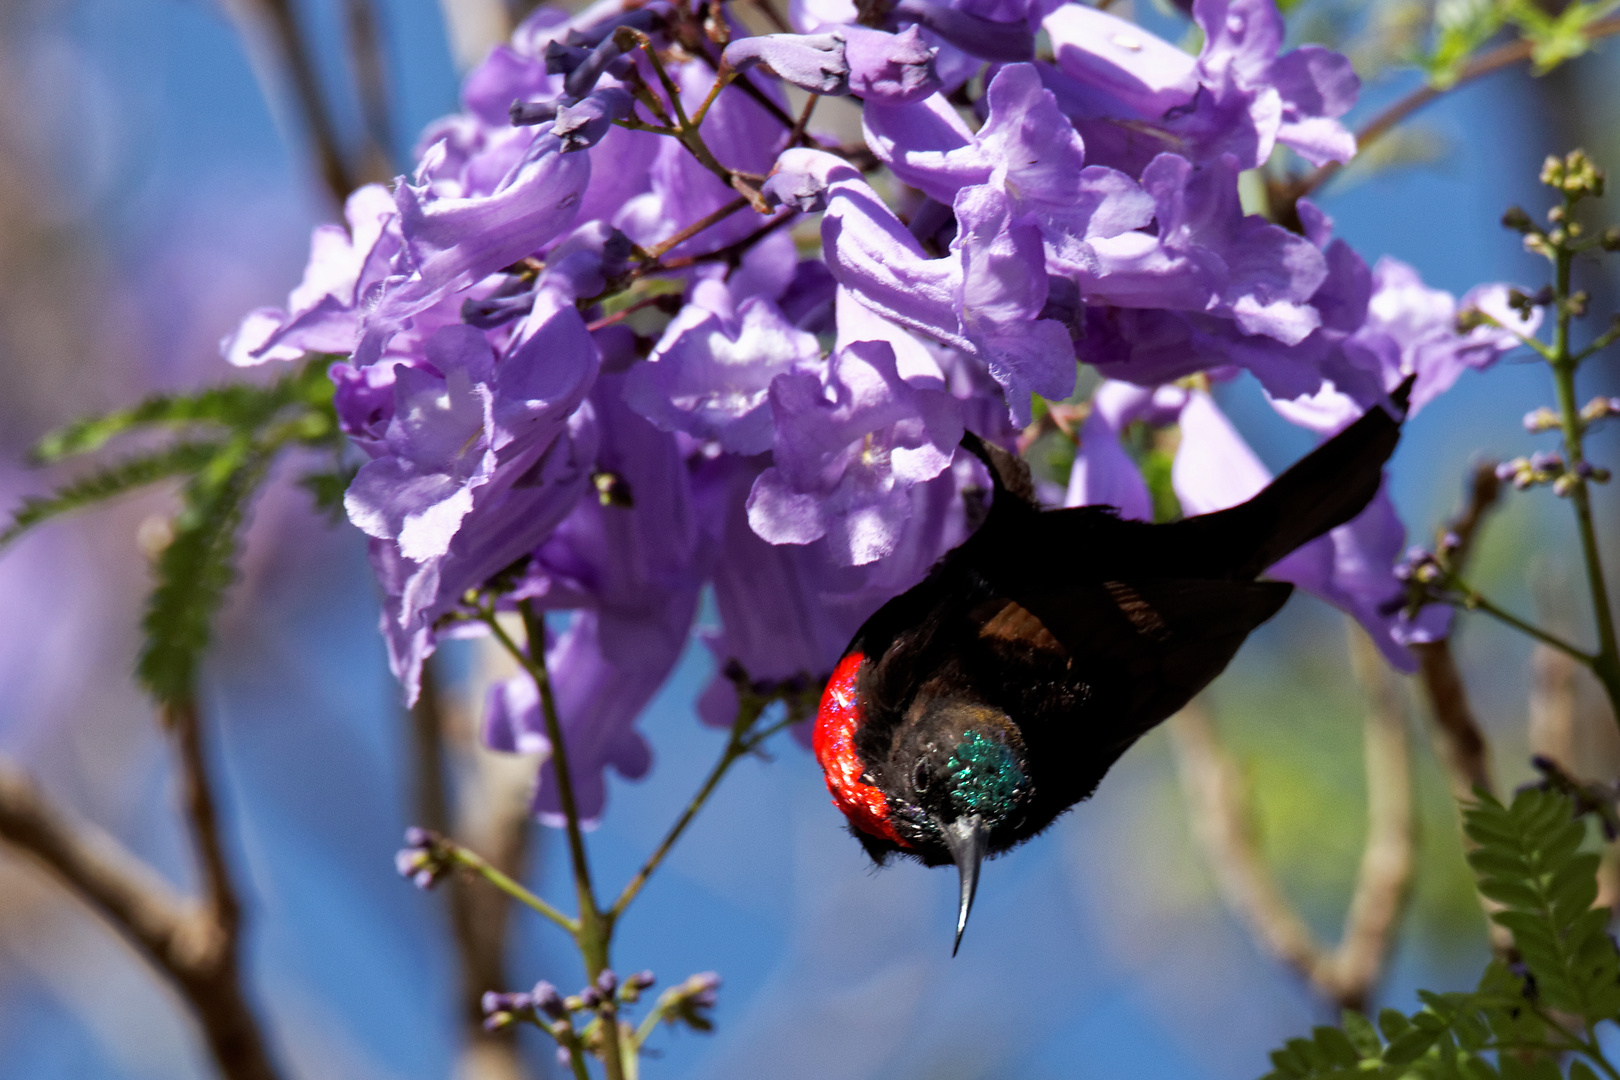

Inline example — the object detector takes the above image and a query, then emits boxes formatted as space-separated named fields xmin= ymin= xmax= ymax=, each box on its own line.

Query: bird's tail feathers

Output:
xmin=959 ymin=431 xmax=1039 ymax=511
xmin=1214 ymin=376 xmax=1413 ymax=577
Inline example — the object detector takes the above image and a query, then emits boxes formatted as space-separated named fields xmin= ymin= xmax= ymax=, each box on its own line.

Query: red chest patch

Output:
xmin=812 ymin=652 xmax=904 ymax=846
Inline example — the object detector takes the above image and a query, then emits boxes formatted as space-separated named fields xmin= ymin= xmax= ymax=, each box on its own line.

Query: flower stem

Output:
xmin=610 ymin=694 xmax=770 ymax=920
xmin=484 ymin=603 xmax=625 ymax=1080
xmin=1547 ymin=192 xmax=1620 ymax=725
xmin=513 ymin=601 xmax=626 ymax=1080
xmin=445 ymin=843 xmax=578 ymax=934
xmin=1441 ymin=580 xmax=1596 ymax=665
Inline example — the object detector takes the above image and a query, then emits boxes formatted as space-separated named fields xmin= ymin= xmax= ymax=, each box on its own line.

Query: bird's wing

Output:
xmin=1008 ymin=576 xmax=1293 ymax=742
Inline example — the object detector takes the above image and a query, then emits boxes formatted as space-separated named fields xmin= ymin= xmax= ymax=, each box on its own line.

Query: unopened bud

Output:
xmin=578 ymin=986 xmax=603 ymax=1009
xmin=596 ymin=969 xmax=619 ymax=997
xmin=1502 ymin=205 xmax=1534 ymax=232
xmin=1524 ymin=407 xmax=1561 ymax=432
xmin=1555 ymin=474 xmax=1578 ymax=496
xmin=532 ymin=981 xmax=567 ymax=1020
xmin=1568 ymin=290 xmax=1590 ymax=318
xmin=1602 ymin=226 xmax=1620 ymax=252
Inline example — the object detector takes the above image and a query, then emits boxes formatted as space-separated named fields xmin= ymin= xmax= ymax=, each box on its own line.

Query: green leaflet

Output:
xmin=1 ymin=354 xmax=346 ymax=706
xmin=0 ymin=441 xmax=221 ymax=550
xmin=1262 ymin=788 xmax=1620 ymax=1080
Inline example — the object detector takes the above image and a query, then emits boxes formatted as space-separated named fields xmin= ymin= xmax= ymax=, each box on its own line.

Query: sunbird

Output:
xmin=812 ymin=381 xmax=1412 ymax=954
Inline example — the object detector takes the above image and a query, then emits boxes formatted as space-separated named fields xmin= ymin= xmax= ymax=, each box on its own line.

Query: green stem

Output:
xmin=609 ymin=694 xmax=769 ymax=920
xmin=1441 ymin=582 xmax=1596 ymax=665
xmin=1548 ymin=194 xmax=1620 ymax=726
xmin=485 ymin=604 xmax=625 ymax=1080
xmin=445 ymin=844 xmax=578 ymax=934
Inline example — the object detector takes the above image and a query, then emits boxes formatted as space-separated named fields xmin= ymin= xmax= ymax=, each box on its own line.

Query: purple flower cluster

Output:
xmin=227 ymin=0 xmax=1531 ymax=824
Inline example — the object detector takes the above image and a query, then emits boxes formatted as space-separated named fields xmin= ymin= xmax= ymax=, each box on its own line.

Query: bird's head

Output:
xmin=888 ymin=697 xmax=1032 ymax=954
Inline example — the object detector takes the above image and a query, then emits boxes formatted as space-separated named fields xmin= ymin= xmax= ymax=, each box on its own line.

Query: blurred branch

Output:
xmin=0 ymin=745 xmax=284 ymax=1080
xmin=1414 ymin=462 xmax=1502 ymax=800
xmin=1281 ymin=14 xmax=1620 ymax=206
xmin=216 ymin=0 xmax=394 ymax=205
xmin=0 ymin=761 xmax=201 ymax=969
xmin=343 ymin=0 xmax=398 ymax=178
xmin=1168 ymin=629 xmax=1415 ymax=1012
xmin=412 ymin=657 xmax=535 ymax=1080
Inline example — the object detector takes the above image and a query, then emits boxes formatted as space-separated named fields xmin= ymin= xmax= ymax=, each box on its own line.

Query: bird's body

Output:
xmin=811 ymin=385 xmax=1411 ymax=950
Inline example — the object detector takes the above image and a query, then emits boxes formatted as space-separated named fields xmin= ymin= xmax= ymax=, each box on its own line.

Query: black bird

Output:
xmin=811 ymin=381 xmax=1412 ymax=954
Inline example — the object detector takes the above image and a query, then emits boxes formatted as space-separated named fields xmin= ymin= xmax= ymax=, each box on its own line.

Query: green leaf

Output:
xmin=1379 ymin=1008 xmax=1414 ymax=1040
xmin=1569 ymin=1062 xmax=1602 ymax=1080
xmin=1 ymin=442 xmax=220 ymax=549
xmin=31 ymin=354 xmax=340 ymax=462
xmin=1426 ymin=0 xmax=1507 ymax=85
xmin=1382 ymin=1028 xmax=1441 ymax=1065
xmin=135 ymin=441 xmax=270 ymax=704
xmin=1312 ymin=1026 xmax=1361 ymax=1067
xmin=1342 ymin=1011 xmax=1382 ymax=1057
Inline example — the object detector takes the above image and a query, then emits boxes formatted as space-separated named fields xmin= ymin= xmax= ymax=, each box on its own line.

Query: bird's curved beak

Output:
xmin=941 ymin=814 xmax=987 ymax=957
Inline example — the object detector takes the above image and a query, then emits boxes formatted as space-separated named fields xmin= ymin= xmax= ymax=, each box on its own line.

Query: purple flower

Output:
xmin=1040 ymin=0 xmax=1357 ymax=174
xmin=766 ymin=147 xmax=1072 ymax=423
xmin=623 ymin=295 xmax=823 ymax=453
xmin=724 ymin=32 xmax=852 ymax=96
xmin=747 ymin=339 xmax=963 ymax=565
xmin=223 ymin=184 xmax=400 ymax=366
xmin=697 ymin=454 xmax=971 ymax=732
xmin=365 ymin=131 xmax=592 ymax=349
xmin=482 ymin=376 xmax=703 ymax=825
xmin=845 ymin=26 xmax=940 ymax=105
xmin=1090 ymin=153 xmax=1327 ymax=343
xmin=1064 ymin=380 xmax=1188 ymax=520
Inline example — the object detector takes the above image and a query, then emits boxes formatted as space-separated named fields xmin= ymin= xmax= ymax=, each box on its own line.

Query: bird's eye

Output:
xmin=912 ymin=761 xmax=929 ymax=793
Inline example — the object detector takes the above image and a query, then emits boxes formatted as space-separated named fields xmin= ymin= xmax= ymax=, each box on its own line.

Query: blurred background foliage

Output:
xmin=1 ymin=0 xmax=1620 ymax=1075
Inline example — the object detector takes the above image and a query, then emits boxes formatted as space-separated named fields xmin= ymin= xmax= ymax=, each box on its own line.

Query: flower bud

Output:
xmin=722 ymin=33 xmax=850 ymax=96
xmin=1603 ymin=226 xmax=1620 ymax=252
xmin=579 ymin=986 xmax=603 ymax=1009
xmin=1501 ymin=205 xmax=1534 ymax=232
xmin=532 ymin=981 xmax=568 ymax=1019
xmin=1524 ymin=407 xmax=1561 ymax=432
xmin=596 ymin=969 xmax=619 ymax=997
xmin=1555 ymin=474 xmax=1578 ymax=496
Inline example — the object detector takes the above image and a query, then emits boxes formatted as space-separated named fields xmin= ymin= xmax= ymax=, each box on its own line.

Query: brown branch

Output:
xmin=1284 ymin=14 xmax=1620 ymax=205
xmin=1168 ymin=628 xmax=1415 ymax=1012
xmin=0 ymin=752 xmax=283 ymax=1080
xmin=216 ymin=0 xmax=384 ymax=205
xmin=343 ymin=0 xmax=397 ymax=179
xmin=0 ymin=762 xmax=203 ymax=970
xmin=1414 ymin=641 xmax=1494 ymax=798
xmin=1413 ymin=462 xmax=1503 ymax=801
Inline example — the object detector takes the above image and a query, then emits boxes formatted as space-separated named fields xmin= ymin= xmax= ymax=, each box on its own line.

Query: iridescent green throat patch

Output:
xmin=945 ymin=731 xmax=1027 ymax=822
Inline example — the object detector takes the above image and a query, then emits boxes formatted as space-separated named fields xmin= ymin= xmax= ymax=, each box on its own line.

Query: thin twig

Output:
xmin=610 ymin=696 xmax=767 ymax=920
xmin=1415 ymin=462 xmax=1502 ymax=800
xmin=1285 ymin=14 xmax=1620 ymax=204
xmin=1413 ymin=642 xmax=1494 ymax=797
xmin=448 ymin=845 xmax=578 ymax=933
xmin=646 ymin=196 xmax=753 ymax=260
xmin=1168 ymin=630 xmax=1416 ymax=1012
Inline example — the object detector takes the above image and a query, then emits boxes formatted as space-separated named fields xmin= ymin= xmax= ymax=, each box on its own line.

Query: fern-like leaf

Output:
xmin=0 ymin=441 xmax=221 ymax=550
xmin=1464 ymin=790 xmax=1620 ymax=1027
xmin=135 ymin=441 xmax=270 ymax=704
